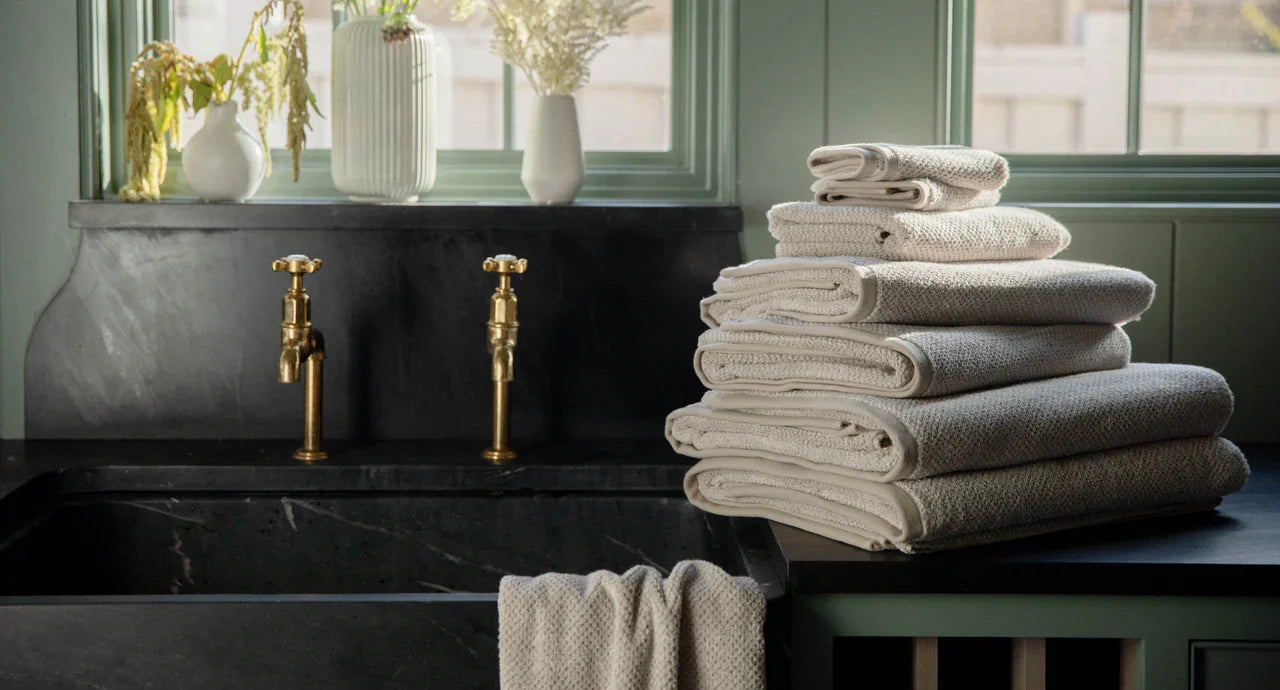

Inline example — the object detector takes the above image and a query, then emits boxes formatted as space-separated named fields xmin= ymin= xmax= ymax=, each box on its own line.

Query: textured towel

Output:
xmin=694 ymin=317 xmax=1130 ymax=398
xmin=499 ymin=560 xmax=764 ymax=690
xmin=700 ymin=257 xmax=1155 ymax=328
xmin=685 ymin=437 xmax=1249 ymax=553
xmin=807 ymin=143 xmax=1010 ymax=190
xmin=667 ymin=364 xmax=1232 ymax=482
xmin=810 ymin=177 xmax=1001 ymax=211
xmin=769 ymin=202 xmax=1070 ymax=262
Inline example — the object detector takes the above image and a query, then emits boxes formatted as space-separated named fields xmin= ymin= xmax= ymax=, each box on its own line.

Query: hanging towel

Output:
xmin=768 ymin=202 xmax=1070 ymax=262
xmin=807 ymin=143 xmax=1010 ymax=191
xmin=498 ymin=560 xmax=765 ymax=690
xmin=694 ymin=317 xmax=1130 ymax=398
xmin=810 ymin=177 xmax=1001 ymax=211
xmin=700 ymin=257 xmax=1155 ymax=328
xmin=684 ymin=437 xmax=1249 ymax=553
xmin=667 ymin=364 xmax=1233 ymax=482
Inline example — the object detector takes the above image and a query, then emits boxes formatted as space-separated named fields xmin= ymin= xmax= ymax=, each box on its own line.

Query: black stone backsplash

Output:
xmin=27 ymin=203 xmax=741 ymax=439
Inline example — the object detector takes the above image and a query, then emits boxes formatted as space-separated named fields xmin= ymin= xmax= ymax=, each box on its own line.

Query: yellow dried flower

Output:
xmin=119 ymin=1 xmax=322 ymax=201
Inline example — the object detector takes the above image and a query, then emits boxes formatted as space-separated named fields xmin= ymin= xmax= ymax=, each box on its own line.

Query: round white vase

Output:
xmin=521 ymin=95 xmax=584 ymax=204
xmin=182 ymin=101 xmax=265 ymax=202
xmin=331 ymin=15 xmax=437 ymax=203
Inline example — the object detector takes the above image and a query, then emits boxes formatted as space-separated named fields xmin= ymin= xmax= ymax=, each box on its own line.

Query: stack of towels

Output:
xmin=666 ymin=143 xmax=1250 ymax=553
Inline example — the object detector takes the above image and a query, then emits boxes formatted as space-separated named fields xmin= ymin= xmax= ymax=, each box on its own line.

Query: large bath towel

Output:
xmin=700 ymin=257 xmax=1155 ymax=328
xmin=810 ymin=177 xmax=1001 ymax=211
xmin=499 ymin=560 xmax=764 ymax=689
xmin=694 ymin=317 xmax=1130 ymax=398
xmin=807 ymin=143 xmax=1010 ymax=191
xmin=768 ymin=202 xmax=1070 ymax=262
xmin=684 ymin=437 xmax=1249 ymax=553
xmin=667 ymin=364 xmax=1233 ymax=482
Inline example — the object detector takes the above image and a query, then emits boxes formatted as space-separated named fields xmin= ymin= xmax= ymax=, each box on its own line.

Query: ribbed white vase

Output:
xmin=331 ymin=16 xmax=437 ymax=202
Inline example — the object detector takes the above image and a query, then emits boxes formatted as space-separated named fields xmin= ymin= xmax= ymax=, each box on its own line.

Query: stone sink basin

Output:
xmin=0 ymin=446 xmax=784 ymax=689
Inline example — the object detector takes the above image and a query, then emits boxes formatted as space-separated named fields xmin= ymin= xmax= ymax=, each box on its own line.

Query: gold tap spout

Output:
xmin=481 ymin=254 xmax=527 ymax=464
xmin=272 ymin=254 xmax=327 ymax=463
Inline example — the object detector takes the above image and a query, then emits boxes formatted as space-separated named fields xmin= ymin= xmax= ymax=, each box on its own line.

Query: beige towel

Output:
xmin=807 ymin=143 xmax=1010 ymax=190
xmin=498 ymin=560 xmax=764 ymax=690
xmin=768 ymin=202 xmax=1070 ymax=262
xmin=810 ymin=177 xmax=1001 ymax=211
xmin=685 ymin=437 xmax=1249 ymax=553
xmin=694 ymin=317 xmax=1130 ymax=398
xmin=667 ymin=364 xmax=1233 ymax=482
xmin=700 ymin=257 xmax=1155 ymax=328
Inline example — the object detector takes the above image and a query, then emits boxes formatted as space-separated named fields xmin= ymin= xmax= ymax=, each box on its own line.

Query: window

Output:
xmin=970 ymin=0 xmax=1280 ymax=155
xmin=80 ymin=0 xmax=730 ymax=201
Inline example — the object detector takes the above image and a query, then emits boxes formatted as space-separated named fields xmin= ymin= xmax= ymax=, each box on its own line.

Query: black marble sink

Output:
xmin=0 ymin=455 xmax=785 ymax=689
xmin=0 ymin=490 xmax=753 ymax=596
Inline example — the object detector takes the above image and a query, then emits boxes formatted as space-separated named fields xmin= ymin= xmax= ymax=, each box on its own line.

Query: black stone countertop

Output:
xmin=2 ymin=440 xmax=1277 ymax=597
xmin=67 ymin=200 xmax=743 ymax=232
xmin=777 ymin=444 xmax=1280 ymax=597
xmin=0 ymin=439 xmax=694 ymax=498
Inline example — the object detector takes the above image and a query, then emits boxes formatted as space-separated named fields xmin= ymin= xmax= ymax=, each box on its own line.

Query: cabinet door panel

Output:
xmin=1193 ymin=642 xmax=1280 ymax=690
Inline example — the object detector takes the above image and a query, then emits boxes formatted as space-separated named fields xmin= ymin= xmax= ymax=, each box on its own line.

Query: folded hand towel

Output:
xmin=685 ymin=437 xmax=1248 ymax=552
xmin=807 ymin=143 xmax=1010 ymax=190
xmin=810 ymin=177 xmax=1001 ymax=211
xmin=769 ymin=202 xmax=1070 ymax=262
xmin=700 ymin=257 xmax=1155 ymax=328
xmin=668 ymin=364 xmax=1232 ymax=482
xmin=694 ymin=317 xmax=1130 ymax=398
xmin=499 ymin=560 xmax=765 ymax=690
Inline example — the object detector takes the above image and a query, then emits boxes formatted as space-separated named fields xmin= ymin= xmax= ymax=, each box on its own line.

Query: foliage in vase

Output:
xmin=335 ymin=1 xmax=428 ymax=43
xmin=455 ymin=0 xmax=648 ymax=96
xmin=120 ymin=0 xmax=322 ymax=202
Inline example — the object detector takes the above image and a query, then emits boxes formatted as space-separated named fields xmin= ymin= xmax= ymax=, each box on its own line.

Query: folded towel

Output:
xmin=694 ymin=317 xmax=1130 ymax=398
xmin=499 ymin=560 xmax=765 ymax=690
xmin=684 ymin=437 xmax=1249 ymax=553
xmin=807 ymin=143 xmax=1010 ymax=191
xmin=700 ymin=257 xmax=1155 ymax=328
xmin=810 ymin=177 xmax=1001 ymax=211
xmin=769 ymin=202 xmax=1070 ymax=262
xmin=667 ymin=364 xmax=1232 ymax=482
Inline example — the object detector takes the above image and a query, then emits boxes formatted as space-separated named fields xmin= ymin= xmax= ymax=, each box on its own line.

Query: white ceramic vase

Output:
xmin=521 ymin=95 xmax=584 ymax=204
xmin=182 ymin=101 xmax=265 ymax=202
xmin=331 ymin=15 xmax=437 ymax=202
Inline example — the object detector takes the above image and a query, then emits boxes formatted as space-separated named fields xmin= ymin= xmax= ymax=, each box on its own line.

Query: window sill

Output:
xmin=67 ymin=199 xmax=743 ymax=233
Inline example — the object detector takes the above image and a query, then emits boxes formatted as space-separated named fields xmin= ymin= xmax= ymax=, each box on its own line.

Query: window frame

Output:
xmin=77 ymin=0 xmax=736 ymax=202
xmin=948 ymin=0 xmax=1280 ymax=203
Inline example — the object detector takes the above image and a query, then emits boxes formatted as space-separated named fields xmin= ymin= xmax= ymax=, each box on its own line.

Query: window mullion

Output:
xmin=502 ymin=64 xmax=515 ymax=151
xmin=1126 ymin=0 xmax=1145 ymax=154
xmin=152 ymin=0 xmax=171 ymax=41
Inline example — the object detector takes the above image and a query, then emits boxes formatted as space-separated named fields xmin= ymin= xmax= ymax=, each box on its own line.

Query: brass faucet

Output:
xmin=481 ymin=254 xmax=527 ymax=463
xmin=272 ymin=254 xmax=327 ymax=463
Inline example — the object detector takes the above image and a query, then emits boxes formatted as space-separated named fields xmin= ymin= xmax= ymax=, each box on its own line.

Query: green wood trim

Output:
xmin=77 ymin=0 xmax=109 ymax=199
xmin=1010 ymin=202 xmax=1280 ymax=222
xmin=945 ymin=0 xmax=972 ymax=145
xmin=89 ymin=0 xmax=736 ymax=202
xmin=502 ymin=63 xmax=515 ymax=151
xmin=1126 ymin=0 xmax=1144 ymax=154
xmin=794 ymin=594 xmax=1280 ymax=690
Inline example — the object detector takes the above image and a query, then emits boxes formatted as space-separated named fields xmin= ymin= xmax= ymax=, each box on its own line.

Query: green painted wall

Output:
xmin=0 ymin=2 xmax=83 ymax=438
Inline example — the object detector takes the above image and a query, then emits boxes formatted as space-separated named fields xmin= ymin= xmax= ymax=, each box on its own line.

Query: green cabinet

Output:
xmin=792 ymin=594 xmax=1280 ymax=689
